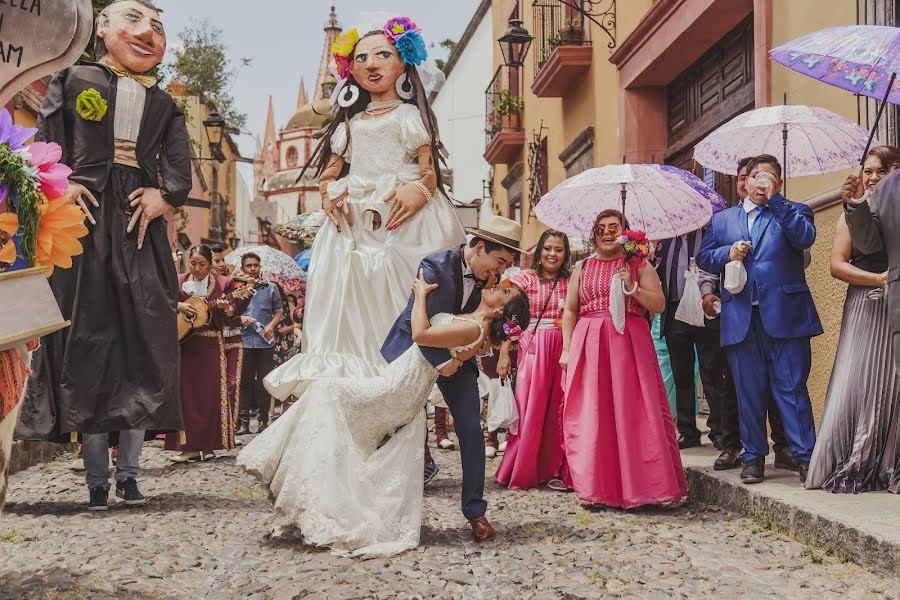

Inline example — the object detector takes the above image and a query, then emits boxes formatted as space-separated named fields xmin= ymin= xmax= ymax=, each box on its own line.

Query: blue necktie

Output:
xmin=750 ymin=205 xmax=767 ymax=250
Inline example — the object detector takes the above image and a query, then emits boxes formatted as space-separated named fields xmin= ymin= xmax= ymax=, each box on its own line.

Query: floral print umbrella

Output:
xmin=534 ymin=164 xmax=719 ymax=240
xmin=225 ymin=245 xmax=305 ymax=293
xmin=770 ymin=25 xmax=900 ymax=104
xmin=694 ymin=105 xmax=875 ymax=178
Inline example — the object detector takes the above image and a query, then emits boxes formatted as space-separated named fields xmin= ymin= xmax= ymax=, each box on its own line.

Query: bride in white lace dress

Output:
xmin=264 ymin=21 xmax=466 ymax=401
xmin=238 ymin=275 xmax=530 ymax=557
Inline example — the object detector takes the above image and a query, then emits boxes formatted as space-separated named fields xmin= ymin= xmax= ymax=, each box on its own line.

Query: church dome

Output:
xmin=286 ymin=98 xmax=334 ymax=131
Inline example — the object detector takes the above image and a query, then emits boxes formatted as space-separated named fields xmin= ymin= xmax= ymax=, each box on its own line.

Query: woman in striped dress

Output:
xmin=806 ymin=145 xmax=900 ymax=494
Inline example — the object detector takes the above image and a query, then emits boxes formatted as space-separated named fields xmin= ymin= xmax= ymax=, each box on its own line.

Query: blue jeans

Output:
xmin=83 ymin=430 xmax=144 ymax=489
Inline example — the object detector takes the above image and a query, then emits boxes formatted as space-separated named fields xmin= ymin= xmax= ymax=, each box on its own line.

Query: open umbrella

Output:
xmin=274 ymin=210 xmax=327 ymax=242
xmin=534 ymin=164 xmax=721 ymax=240
xmin=771 ymin=25 xmax=900 ymax=162
xmin=225 ymin=245 xmax=305 ymax=293
xmin=694 ymin=104 xmax=875 ymax=179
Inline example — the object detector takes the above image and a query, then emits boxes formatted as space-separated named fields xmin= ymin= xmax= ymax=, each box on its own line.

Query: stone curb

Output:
xmin=9 ymin=441 xmax=63 ymax=476
xmin=685 ymin=465 xmax=900 ymax=577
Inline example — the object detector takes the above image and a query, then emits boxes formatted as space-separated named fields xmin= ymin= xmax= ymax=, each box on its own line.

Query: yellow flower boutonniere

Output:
xmin=75 ymin=88 xmax=108 ymax=122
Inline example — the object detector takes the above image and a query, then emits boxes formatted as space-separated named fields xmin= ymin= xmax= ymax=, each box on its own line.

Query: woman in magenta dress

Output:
xmin=560 ymin=210 xmax=687 ymax=508
xmin=496 ymin=230 xmax=572 ymax=490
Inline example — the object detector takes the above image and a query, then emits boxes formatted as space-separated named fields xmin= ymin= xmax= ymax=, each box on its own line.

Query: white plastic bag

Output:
xmin=486 ymin=378 xmax=518 ymax=434
xmin=674 ymin=268 xmax=706 ymax=327
xmin=724 ymin=255 xmax=747 ymax=294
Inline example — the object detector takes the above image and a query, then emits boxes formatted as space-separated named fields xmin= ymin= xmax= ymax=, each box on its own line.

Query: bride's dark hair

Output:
xmin=489 ymin=289 xmax=531 ymax=345
xmin=299 ymin=30 xmax=449 ymax=195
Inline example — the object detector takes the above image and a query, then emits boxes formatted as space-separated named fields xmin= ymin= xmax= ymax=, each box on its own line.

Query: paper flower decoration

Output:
xmin=34 ymin=196 xmax=89 ymax=276
xmin=331 ymin=28 xmax=360 ymax=79
xmin=384 ymin=17 xmax=427 ymax=66
xmin=75 ymin=88 xmax=108 ymax=122
xmin=0 ymin=212 xmax=17 ymax=265
xmin=0 ymin=109 xmax=36 ymax=152
xmin=28 ymin=142 xmax=71 ymax=200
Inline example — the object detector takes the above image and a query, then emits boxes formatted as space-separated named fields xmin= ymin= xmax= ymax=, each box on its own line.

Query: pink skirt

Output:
xmin=564 ymin=311 xmax=687 ymax=508
xmin=495 ymin=327 xmax=571 ymax=489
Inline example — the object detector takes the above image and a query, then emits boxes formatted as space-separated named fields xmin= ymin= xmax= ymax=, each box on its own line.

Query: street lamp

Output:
xmin=228 ymin=233 xmax=241 ymax=249
xmin=203 ymin=109 xmax=227 ymax=162
xmin=498 ymin=19 xmax=533 ymax=68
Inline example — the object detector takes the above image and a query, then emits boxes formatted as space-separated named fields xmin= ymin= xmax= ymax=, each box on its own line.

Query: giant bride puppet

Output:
xmin=263 ymin=16 xmax=466 ymax=399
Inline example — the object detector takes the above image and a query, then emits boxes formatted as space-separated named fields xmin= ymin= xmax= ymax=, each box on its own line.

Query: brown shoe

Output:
xmin=774 ymin=448 xmax=799 ymax=472
xmin=469 ymin=516 xmax=496 ymax=542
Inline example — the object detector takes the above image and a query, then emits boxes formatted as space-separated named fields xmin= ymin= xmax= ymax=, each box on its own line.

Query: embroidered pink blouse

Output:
xmin=578 ymin=256 xmax=645 ymax=317
xmin=509 ymin=270 xmax=569 ymax=320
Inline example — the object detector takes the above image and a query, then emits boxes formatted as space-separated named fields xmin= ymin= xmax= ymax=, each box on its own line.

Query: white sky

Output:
xmin=157 ymin=0 xmax=483 ymax=167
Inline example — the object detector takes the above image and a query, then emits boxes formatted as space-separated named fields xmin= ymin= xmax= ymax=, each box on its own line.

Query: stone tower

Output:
xmin=314 ymin=6 xmax=342 ymax=101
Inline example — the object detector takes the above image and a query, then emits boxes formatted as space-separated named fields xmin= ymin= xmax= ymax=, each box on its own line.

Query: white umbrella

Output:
xmin=224 ymin=245 xmax=305 ymax=293
xmin=693 ymin=104 xmax=876 ymax=178
xmin=535 ymin=164 xmax=720 ymax=240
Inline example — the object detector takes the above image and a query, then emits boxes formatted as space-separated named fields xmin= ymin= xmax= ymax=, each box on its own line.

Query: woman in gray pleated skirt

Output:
xmin=806 ymin=146 xmax=900 ymax=494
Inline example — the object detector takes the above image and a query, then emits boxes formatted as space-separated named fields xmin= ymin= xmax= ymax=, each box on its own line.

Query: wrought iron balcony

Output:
xmin=531 ymin=0 xmax=600 ymax=97
xmin=484 ymin=66 xmax=526 ymax=165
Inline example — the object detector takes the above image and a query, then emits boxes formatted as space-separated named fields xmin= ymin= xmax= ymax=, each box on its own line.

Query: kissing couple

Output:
xmin=238 ymin=214 xmax=530 ymax=557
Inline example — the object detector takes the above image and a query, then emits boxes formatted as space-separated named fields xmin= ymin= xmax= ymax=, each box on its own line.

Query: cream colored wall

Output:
xmin=806 ymin=204 xmax=846 ymax=423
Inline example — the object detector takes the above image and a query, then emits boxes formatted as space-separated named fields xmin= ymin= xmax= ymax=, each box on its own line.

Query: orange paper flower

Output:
xmin=0 ymin=212 xmax=17 ymax=265
xmin=34 ymin=198 xmax=88 ymax=276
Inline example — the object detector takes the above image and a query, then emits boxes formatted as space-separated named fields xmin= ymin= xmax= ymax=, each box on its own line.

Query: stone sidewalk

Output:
xmin=681 ymin=445 xmax=900 ymax=577
xmin=0 ymin=439 xmax=898 ymax=599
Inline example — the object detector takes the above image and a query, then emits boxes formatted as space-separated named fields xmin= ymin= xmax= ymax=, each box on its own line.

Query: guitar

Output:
xmin=177 ymin=277 xmax=268 ymax=343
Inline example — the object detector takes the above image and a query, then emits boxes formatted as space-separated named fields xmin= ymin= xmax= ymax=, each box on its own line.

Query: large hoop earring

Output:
xmin=395 ymin=73 xmax=414 ymax=100
xmin=338 ymin=82 xmax=360 ymax=108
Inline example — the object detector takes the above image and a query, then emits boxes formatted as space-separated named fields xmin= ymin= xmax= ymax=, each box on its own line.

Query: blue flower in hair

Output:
xmin=394 ymin=30 xmax=428 ymax=66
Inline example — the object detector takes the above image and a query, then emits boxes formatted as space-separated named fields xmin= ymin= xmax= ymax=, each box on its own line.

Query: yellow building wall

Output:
xmin=770 ymin=0 xmax=867 ymax=421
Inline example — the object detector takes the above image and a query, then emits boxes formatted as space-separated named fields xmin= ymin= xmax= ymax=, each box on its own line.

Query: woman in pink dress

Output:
xmin=560 ymin=210 xmax=687 ymax=508
xmin=496 ymin=230 xmax=572 ymax=490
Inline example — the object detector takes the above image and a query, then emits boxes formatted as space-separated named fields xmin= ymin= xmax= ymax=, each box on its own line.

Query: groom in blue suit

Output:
xmin=697 ymin=154 xmax=822 ymax=485
xmin=382 ymin=214 xmax=521 ymax=542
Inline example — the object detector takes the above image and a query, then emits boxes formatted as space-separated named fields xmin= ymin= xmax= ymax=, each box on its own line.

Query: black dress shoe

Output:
xmin=235 ymin=421 xmax=251 ymax=436
xmin=798 ymin=461 xmax=810 ymax=485
xmin=773 ymin=448 xmax=799 ymax=471
xmin=256 ymin=421 xmax=268 ymax=434
xmin=740 ymin=458 xmax=765 ymax=484
xmin=714 ymin=448 xmax=742 ymax=470
xmin=678 ymin=436 xmax=702 ymax=450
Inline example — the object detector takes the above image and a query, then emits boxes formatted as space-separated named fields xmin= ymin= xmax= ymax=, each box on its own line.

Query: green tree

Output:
xmin=166 ymin=19 xmax=250 ymax=130
xmin=433 ymin=38 xmax=458 ymax=72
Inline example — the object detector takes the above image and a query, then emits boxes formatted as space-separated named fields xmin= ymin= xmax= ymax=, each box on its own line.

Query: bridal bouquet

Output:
xmin=618 ymin=230 xmax=652 ymax=267
xmin=0 ymin=109 xmax=88 ymax=276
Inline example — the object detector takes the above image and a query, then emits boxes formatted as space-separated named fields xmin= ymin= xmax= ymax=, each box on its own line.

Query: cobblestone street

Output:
xmin=0 ymin=438 xmax=897 ymax=599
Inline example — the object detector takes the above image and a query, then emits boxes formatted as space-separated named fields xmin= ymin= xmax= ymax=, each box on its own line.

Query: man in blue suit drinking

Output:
xmin=697 ymin=154 xmax=822 ymax=485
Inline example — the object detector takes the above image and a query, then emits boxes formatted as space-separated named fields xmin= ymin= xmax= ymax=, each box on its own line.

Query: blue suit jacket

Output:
xmin=382 ymin=247 xmax=479 ymax=369
xmin=696 ymin=194 xmax=822 ymax=347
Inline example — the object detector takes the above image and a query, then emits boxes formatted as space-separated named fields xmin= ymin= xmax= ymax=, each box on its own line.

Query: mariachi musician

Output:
xmin=167 ymin=245 xmax=253 ymax=462
xmin=16 ymin=0 xmax=191 ymax=511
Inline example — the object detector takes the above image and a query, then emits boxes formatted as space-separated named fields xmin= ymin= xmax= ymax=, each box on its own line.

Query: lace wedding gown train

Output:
xmin=238 ymin=314 xmax=484 ymax=558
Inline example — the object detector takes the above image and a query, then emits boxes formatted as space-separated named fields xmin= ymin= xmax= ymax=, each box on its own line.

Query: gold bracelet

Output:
xmin=411 ymin=180 xmax=433 ymax=202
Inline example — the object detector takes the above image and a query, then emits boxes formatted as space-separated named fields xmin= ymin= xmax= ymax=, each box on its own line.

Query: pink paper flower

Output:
xmin=28 ymin=142 xmax=71 ymax=200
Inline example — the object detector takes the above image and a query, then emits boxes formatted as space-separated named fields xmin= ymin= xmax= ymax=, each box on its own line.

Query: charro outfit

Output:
xmin=165 ymin=273 xmax=250 ymax=454
xmin=15 ymin=64 xmax=191 ymax=489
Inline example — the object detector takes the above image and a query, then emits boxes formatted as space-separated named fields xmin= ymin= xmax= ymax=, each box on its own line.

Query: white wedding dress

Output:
xmin=238 ymin=314 xmax=484 ymax=557
xmin=264 ymin=103 xmax=466 ymax=400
